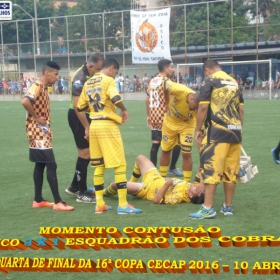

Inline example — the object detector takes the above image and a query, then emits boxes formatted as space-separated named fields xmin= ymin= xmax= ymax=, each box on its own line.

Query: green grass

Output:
xmin=0 ymin=99 xmax=279 ymax=280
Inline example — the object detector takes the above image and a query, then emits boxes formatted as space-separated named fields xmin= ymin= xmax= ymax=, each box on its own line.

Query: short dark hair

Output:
xmin=190 ymin=193 xmax=205 ymax=204
xmin=158 ymin=59 xmax=172 ymax=72
xmin=42 ymin=61 xmax=61 ymax=74
xmin=101 ymin=58 xmax=119 ymax=70
xmin=203 ymin=60 xmax=220 ymax=71
xmin=87 ymin=53 xmax=104 ymax=64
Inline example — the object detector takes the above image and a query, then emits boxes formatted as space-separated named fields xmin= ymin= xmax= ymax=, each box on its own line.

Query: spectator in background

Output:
xmin=136 ymin=75 xmax=141 ymax=92
xmin=196 ymin=74 xmax=202 ymax=90
xmin=243 ymin=78 xmax=253 ymax=90
xmin=0 ymin=79 xmax=3 ymax=94
xmin=133 ymin=75 xmax=137 ymax=92
xmin=119 ymin=73 xmax=124 ymax=93
xmin=63 ymin=77 xmax=69 ymax=94
xmin=22 ymin=80 xmax=27 ymax=94
xmin=125 ymin=75 xmax=130 ymax=92
xmin=3 ymin=79 xmax=9 ymax=94
xmin=143 ymin=73 xmax=149 ymax=93
xmin=57 ymin=76 xmax=63 ymax=94
xmin=254 ymin=77 xmax=262 ymax=90
xmin=11 ymin=79 xmax=16 ymax=94
xmin=17 ymin=79 xmax=23 ymax=94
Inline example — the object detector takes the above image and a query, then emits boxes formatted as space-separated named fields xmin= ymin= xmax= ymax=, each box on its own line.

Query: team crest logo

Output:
xmin=136 ymin=19 xmax=158 ymax=53
xmin=163 ymin=135 xmax=168 ymax=141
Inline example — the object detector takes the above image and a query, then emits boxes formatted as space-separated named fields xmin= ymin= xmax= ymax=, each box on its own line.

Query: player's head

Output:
xmin=203 ymin=60 xmax=221 ymax=77
xmin=87 ymin=53 xmax=104 ymax=76
xmin=187 ymin=92 xmax=200 ymax=110
xmin=42 ymin=61 xmax=61 ymax=84
xmin=101 ymin=58 xmax=120 ymax=78
xmin=158 ymin=59 xmax=173 ymax=77
xmin=188 ymin=184 xmax=205 ymax=204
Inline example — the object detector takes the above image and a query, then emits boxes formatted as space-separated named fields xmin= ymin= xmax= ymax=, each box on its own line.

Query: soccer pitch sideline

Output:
xmin=0 ymin=99 xmax=279 ymax=280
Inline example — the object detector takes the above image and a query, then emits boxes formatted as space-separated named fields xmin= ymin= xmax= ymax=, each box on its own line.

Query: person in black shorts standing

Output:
xmin=66 ymin=53 xmax=104 ymax=203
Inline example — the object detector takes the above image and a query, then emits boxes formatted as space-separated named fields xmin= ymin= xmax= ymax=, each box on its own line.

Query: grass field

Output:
xmin=0 ymin=99 xmax=279 ymax=280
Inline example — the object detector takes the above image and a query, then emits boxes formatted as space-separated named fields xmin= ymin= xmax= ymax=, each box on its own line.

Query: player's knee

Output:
xmin=136 ymin=154 xmax=146 ymax=164
xmin=46 ymin=162 xmax=57 ymax=171
xmin=78 ymin=148 xmax=90 ymax=159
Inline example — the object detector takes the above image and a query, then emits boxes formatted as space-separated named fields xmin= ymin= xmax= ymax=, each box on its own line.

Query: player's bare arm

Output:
xmin=116 ymin=101 xmax=129 ymax=123
xmin=21 ymin=98 xmax=46 ymax=126
xmin=145 ymin=95 xmax=151 ymax=127
xmin=195 ymin=103 xmax=209 ymax=145
xmin=153 ymin=178 xmax=173 ymax=204
xmin=239 ymin=104 xmax=244 ymax=126
xmin=74 ymin=95 xmax=90 ymax=140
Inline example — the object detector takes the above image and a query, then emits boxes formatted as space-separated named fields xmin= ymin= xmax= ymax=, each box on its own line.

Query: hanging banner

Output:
xmin=130 ymin=8 xmax=171 ymax=64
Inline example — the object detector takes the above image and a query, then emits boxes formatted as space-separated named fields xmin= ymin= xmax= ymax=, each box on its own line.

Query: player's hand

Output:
xmin=194 ymin=183 xmax=205 ymax=196
xmin=195 ymin=130 xmax=202 ymax=146
xmin=121 ymin=110 xmax=129 ymax=123
xmin=147 ymin=117 xmax=151 ymax=127
xmin=36 ymin=117 xmax=47 ymax=126
xmin=84 ymin=127 xmax=89 ymax=141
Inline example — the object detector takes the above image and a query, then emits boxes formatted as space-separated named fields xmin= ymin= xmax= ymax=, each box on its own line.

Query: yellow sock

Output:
xmin=183 ymin=171 xmax=192 ymax=182
xmin=117 ymin=187 xmax=128 ymax=208
xmin=160 ymin=166 xmax=168 ymax=177
xmin=95 ymin=190 xmax=105 ymax=207
xmin=129 ymin=162 xmax=141 ymax=182
xmin=115 ymin=165 xmax=128 ymax=208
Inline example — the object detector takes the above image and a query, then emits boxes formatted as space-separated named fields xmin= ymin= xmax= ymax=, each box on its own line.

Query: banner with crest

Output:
xmin=130 ymin=8 xmax=171 ymax=64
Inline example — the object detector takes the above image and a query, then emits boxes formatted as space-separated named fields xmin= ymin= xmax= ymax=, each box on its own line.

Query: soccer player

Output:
xmin=77 ymin=58 xmax=142 ymax=214
xmin=66 ymin=53 xmax=104 ymax=203
xmin=190 ymin=60 xmax=244 ymax=219
xmin=21 ymin=61 xmax=74 ymax=211
xmin=146 ymin=73 xmax=183 ymax=176
xmin=157 ymin=59 xmax=199 ymax=182
xmin=271 ymin=142 xmax=280 ymax=164
xmin=105 ymin=155 xmax=204 ymax=205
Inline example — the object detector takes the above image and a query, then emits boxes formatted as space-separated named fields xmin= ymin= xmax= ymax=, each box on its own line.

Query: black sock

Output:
xmin=169 ymin=145 xmax=181 ymax=170
xmin=275 ymin=141 xmax=280 ymax=157
xmin=70 ymin=159 xmax=79 ymax=190
xmin=33 ymin=162 xmax=45 ymax=202
xmin=46 ymin=162 xmax=62 ymax=204
xmin=76 ymin=157 xmax=90 ymax=194
xmin=150 ymin=143 xmax=160 ymax=166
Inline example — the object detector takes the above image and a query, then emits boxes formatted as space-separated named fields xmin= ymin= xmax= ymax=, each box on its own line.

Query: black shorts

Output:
xmin=29 ymin=148 xmax=55 ymax=163
xmin=68 ymin=109 xmax=90 ymax=149
xmin=151 ymin=129 xmax=162 ymax=142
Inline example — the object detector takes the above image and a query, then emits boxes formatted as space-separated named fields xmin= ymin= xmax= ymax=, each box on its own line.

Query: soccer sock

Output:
xmin=33 ymin=162 xmax=45 ymax=202
xmin=183 ymin=171 xmax=192 ymax=182
xmin=160 ymin=166 xmax=168 ymax=177
xmin=150 ymin=142 xmax=160 ymax=166
xmin=169 ymin=145 xmax=181 ymax=170
xmin=129 ymin=162 xmax=141 ymax=182
xmin=76 ymin=157 xmax=90 ymax=194
xmin=115 ymin=165 xmax=128 ymax=208
xmin=94 ymin=167 xmax=105 ymax=206
xmin=70 ymin=159 xmax=78 ymax=190
xmin=46 ymin=162 xmax=63 ymax=204
xmin=275 ymin=141 xmax=280 ymax=156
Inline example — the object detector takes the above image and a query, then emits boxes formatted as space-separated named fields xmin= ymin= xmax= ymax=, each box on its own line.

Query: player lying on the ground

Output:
xmin=104 ymin=155 xmax=204 ymax=204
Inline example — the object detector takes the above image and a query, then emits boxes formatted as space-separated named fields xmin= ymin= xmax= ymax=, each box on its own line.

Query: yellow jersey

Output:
xmin=77 ymin=72 xmax=122 ymax=124
xmin=162 ymin=77 xmax=196 ymax=129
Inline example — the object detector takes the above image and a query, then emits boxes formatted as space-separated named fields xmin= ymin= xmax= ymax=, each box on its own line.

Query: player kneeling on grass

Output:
xmin=104 ymin=155 xmax=204 ymax=205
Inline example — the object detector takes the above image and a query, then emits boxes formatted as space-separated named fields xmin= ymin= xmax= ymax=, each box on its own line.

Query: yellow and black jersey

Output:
xmin=147 ymin=76 xmax=166 ymax=125
xmin=200 ymin=70 xmax=242 ymax=143
xmin=77 ymin=72 xmax=122 ymax=124
xmin=162 ymin=179 xmax=191 ymax=204
xmin=162 ymin=77 xmax=196 ymax=129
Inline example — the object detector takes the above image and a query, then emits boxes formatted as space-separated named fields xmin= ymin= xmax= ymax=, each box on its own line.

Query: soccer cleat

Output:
xmin=95 ymin=204 xmax=112 ymax=214
xmin=189 ymin=205 xmax=217 ymax=219
xmin=167 ymin=168 xmax=183 ymax=177
xmin=76 ymin=194 xmax=96 ymax=203
xmin=117 ymin=204 xmax=142 ymax=214
xmin=53 ymin=202 xmax=74 ymax=211
xmin=32 ymin=200 xmax=54 ymax=208
xmin=220 ymin=205 xmax=234 ymax=216
xmin=65 ymin=185 xmax=79 ymax=197
xmin=271 ymin=148 xmax=280 ymax=164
